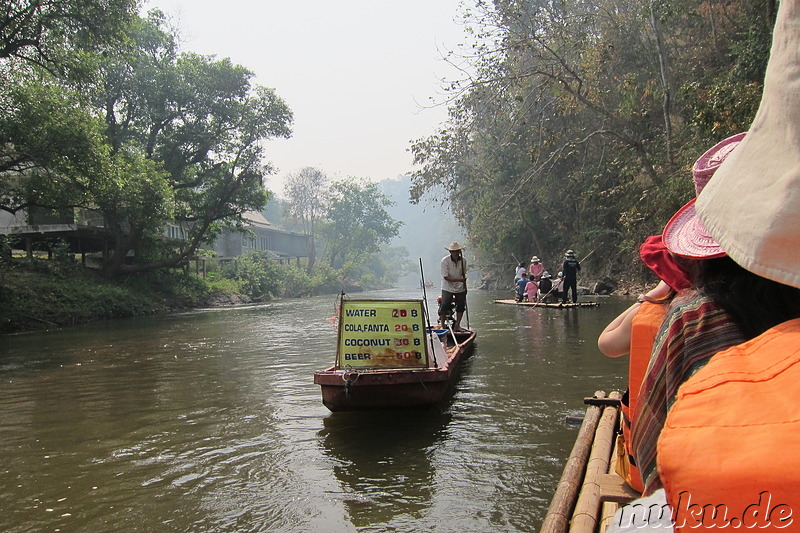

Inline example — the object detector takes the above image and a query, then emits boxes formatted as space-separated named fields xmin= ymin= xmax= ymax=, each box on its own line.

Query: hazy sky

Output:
xmin=142 ymin=0 xmax=469 ymax=195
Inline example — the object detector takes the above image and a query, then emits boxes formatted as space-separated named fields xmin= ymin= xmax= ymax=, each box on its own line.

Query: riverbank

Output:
xmin=1 ymin=258 xmax=652 ymax=336
xmin=0 ymin=261 xmax=226 ymax=335
xmin=0 ymin=258 xmax=373 ymax=335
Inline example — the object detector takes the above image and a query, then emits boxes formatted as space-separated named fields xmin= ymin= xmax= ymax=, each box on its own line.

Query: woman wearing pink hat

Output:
xmin=631 ymin=131 xmax=800 ymax=498
xmin=629 ymin=133 xmax=749 ymax=496
xmin=609 ymin=134 xmax=800 ymax=527
xmin=608 ymin=2 xmax=800 ymax=529
xmin=652 ymin=2 xmax=800 ymax=527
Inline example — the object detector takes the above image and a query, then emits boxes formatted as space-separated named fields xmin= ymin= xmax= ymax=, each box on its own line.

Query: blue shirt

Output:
xmin=516 ymin=278 xmax=528 ymax=295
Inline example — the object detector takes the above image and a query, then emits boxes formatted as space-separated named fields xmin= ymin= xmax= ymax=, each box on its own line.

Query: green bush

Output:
xmin=309 ymin=263 xmax=343 ymax=294
xmin=280 ymin=264 xmax=312 ymax=297
xmin=225 ymin=251 xmax=284 ymax=300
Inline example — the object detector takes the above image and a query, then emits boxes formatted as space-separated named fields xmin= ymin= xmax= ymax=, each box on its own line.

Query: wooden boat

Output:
xmin=540 ymin=391 xmax=640 ymax=533
xmin=493 ymin=299 xmax=598 ymax=308
xmin=314 ymin=298 xmax=477 ymax=411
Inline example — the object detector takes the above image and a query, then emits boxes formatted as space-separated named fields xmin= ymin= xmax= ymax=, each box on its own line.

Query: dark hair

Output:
xmin=694 ymin=256 xmax=800 ymax=339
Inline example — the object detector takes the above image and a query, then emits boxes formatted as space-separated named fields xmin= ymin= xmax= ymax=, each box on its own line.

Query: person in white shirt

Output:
xmin=439 ymin=241 xmax=468 ymax=331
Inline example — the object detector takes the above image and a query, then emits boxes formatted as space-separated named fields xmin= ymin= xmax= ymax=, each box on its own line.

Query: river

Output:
xmin=0 ymin=288 xmax=631 ymax=532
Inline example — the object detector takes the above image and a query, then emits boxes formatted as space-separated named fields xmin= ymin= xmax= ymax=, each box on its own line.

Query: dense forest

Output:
xmin=410 ymin=0 xmax=775 ymax=284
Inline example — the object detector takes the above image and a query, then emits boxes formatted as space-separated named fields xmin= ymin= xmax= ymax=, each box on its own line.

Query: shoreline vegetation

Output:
xmin=0 ymin=254 xmax=654 ymax=336
xmin=0 ymin=252 xmax=354 ymax=335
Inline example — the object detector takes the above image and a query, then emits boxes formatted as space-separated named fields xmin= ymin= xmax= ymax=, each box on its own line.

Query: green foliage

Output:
xmin=280 ymin=264 xmax=314 ymax=297
xmin=0 ymin=0 xmax=139 ymax=75
xmin=0 ymin=260 xmax=160 ymax=334
xmin=1 ymin=9 xmax=293 ymax=279
xmin=0 ymin=246 xmax=401 ymax=333
xmin=50 ymin=239 xmax=75 ymax=265
xmin=224 ymin=251 xmax=284 ymax=300
xmin=0 ymin=80 xmax=112 ymax=211
xmin=319 ymin=178 xmax=402 ymax=271
xmin=205 ymin=276 xmax=243 ymax=297
xmin=410 ymin=0 xmax=770 ymax=281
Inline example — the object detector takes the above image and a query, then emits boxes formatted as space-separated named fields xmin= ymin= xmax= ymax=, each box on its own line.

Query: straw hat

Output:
xmin=696 ymin=0 xmax=800 ymax=289
xmin=639 ymin=234 xmax=691 ymax=291
xmin=445 ymin=241 xmax=465 ymax=251
xmin=662 ymin=133 xmax=746 ymax=258
xmin=530 ymin=256 xmax=540 ymax=263
xmin=565 ymin=250 xmax=575 ymax=258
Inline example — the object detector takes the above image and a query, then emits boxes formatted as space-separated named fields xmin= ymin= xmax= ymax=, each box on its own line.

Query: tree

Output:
xmin=87 ymin=11 xmax=293 ymax=276
xmin=0 ymin=0 xmax=139 ymax=217
xmin=319 ymin=178 xmax=402 ymax=276
xmin=283 ymin=167 xmax=329 ymax=274
xmin=0 ymin=80 xmax=113 ymax=215
xmin=411 ymin=0 xmax=771 ymax=282
xmin=1 ymin=10 xmax=294 ymax=278
xmin=0 ymin=0 xmax=138 ymax=75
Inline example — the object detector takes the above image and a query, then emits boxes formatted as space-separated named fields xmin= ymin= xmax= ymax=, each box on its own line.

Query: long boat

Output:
xmin=493 ymin=299 xmax=598 ymax=308
xmin=313 ymin=298 xmax=476 ymax=411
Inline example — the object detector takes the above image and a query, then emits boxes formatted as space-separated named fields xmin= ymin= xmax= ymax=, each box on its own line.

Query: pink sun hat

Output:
xmin=662 ymin=132 xmax=746 ymax=258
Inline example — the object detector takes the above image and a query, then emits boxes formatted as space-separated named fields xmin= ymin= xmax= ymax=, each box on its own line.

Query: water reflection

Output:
xmin=320 ymin=410 xmax=452 ymax=527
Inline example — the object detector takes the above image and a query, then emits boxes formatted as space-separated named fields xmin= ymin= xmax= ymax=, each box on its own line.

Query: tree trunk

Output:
xmin=650 ymin=2 xmax=673 ymax=166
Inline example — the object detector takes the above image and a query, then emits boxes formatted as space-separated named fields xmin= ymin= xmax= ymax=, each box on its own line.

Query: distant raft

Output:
xmin=492 ymin=299 xmax=598 ymax=308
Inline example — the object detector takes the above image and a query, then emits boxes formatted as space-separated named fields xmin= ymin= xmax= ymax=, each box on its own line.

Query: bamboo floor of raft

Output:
xmin=492 ymin=300 xmax=599 ymax=308
xmin=539 ymin=391 xmax=641 ymax=533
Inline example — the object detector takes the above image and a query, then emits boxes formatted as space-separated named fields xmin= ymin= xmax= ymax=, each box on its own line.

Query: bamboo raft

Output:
xmin=540 ymin=391 xmax=640 ymax=533
xmin=492 ymin=299 xmax=598 ymax=308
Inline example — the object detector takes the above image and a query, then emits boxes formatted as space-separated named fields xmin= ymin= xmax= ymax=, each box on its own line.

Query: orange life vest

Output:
xmin=618 ymin=301 xmax=667 ymax=494
xmin=657 ymin=318 xmax=800 ymax=531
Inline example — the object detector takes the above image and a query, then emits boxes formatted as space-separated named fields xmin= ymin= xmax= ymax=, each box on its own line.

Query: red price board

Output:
xmin=336 ymin=299 xmax=429 ymax=369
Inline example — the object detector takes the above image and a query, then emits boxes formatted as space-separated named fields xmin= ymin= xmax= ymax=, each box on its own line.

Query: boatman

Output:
xmin=439 ymin=241 xmax=468 ymax=332
xmin=561 ymin=250 xmax=581 ymax=304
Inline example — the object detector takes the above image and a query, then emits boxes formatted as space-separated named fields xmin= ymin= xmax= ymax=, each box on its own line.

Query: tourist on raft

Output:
xmin=515 ymin=272 xmax=528 ymax=303
xmin=524 ymin=274 xmax=539 ymax=302
xmin=631 ymin=132 xmax=751 ymax=496
xmin=538 ymin=271 xmax=554 ymax=302
xmin=513 ymin=262 xmax=526 ymax=283
xmin=598 ymin=131 xmax=743 ymax=494
xmin=552 ymin=272 xmax=564 ymax=300
xmin=597 ymin=234 xmax=689 ymax=493
xmin=528 ymin=256 xmax=545 ymax=281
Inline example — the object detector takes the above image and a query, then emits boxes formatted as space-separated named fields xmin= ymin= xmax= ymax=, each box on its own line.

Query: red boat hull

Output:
xmin=314 ymin=330 xmax=476 ymax=411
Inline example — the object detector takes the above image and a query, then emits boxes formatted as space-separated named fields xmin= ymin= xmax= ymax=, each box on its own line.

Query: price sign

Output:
xmin=336 ymin=299 xmax=429 ymax=369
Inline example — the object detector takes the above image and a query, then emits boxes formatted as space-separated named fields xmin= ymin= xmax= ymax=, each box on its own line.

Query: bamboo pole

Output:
xmin=569 ymin=391 xmax=622 ymax=533
xmin=539 ymin=391 xmax=607 ymax=533
xmin=598 ymin=433 xmax=623 ymax=532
